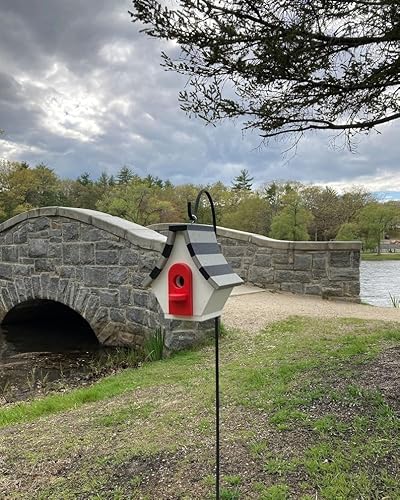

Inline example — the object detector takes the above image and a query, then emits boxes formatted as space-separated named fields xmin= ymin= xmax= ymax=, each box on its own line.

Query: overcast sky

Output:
xmin=0 ymin=0 xmax=399 ymax=194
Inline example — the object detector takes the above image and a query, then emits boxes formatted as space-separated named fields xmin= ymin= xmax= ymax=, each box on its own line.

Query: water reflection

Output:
xmin=361 ymin=261 xmax=400 ymax=307
xmin=0 ymin=300 xmax=101 ymax=401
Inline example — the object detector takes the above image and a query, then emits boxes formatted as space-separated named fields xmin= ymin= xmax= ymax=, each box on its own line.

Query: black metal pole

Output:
xmin=215 ymin=315 xmax=220 ymax=500
xmin=187 ymin=192 xmax=220 ymax=499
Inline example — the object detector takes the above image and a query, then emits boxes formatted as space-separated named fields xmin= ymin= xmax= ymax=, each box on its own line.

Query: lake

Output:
xmin=361 ymin=260 xmax=400 ymax=307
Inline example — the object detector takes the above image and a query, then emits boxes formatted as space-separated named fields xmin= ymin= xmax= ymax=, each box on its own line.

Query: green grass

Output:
xmin=361 ymin=252 xmax=400 ymax=260
xmin=1 ymin=316 xmax=400 ymax=498
xmin=0 ymin=349 xmax=206 ymax=427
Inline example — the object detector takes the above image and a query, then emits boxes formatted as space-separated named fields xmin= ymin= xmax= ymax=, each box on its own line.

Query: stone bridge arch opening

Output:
xmin=2 ymin=300 xmax=99 ymax=352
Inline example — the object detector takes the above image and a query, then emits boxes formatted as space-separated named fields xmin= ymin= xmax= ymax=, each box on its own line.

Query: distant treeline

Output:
xmin=1 ymin=161 xmax=399 ymax=252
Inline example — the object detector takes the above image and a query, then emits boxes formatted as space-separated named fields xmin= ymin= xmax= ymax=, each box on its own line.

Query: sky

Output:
xmin=0 ymin=0 xmax=399 ymax=196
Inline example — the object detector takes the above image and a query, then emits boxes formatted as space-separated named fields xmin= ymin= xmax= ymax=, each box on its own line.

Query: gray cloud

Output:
xmin=0 ymin=0 xmax=399 ymax=191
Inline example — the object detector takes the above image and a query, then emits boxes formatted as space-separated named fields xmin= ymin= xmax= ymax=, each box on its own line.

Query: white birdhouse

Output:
xmin=144 ymin=224 xmax=243 ymax=321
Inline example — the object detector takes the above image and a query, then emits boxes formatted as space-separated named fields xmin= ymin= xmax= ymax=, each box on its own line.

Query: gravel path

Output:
xmin=223 ymin=287 xmax=400 ymax=333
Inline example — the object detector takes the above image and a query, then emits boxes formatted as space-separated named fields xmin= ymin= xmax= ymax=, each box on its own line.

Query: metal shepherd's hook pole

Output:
xmin=188 ymin=190 xmax=220 ymax=500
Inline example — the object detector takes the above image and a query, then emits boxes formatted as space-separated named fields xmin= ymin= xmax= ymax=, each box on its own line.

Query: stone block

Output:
xmin=63 ymin=244 xmax=80 ymax=265
xmin=74 ymin=288 xmax=90 ymax=311
xmin=15 ymin=277 xmax=27 ymax=302
xmin=76 ymin=268 xmax=84 ymax=281
xmin=321 ymin=285 xmax=343 ymax=298
xmin=227 ymin=257 xmax=243 ymax=269
xmin=79 ymin=243 xmax=95 ymax=265
xmin=294 ymin=253 xmax=312 ymax=270
xmin=2 ymin=246 xmax=18 ymax=262
xmin=248 ymin=267 xmax=274 ymax=284
xmin=84 ymin=294 xmax=100 ymax=321
xmin=288 ymin=282 xmax=304 ymax=294
xmin=13 ymin=264 xmax=32 ymax=276
xmin=83 ymin=267 xmax=109 ymax=287
xmin=222 ymin=245 xmax=247 ymax=257
xmin=1 ymin=289 xmax=12 ymax=309
xmin=57 ymin=279 xmax=69 ymax=301
xmin=13 ymin=226 xmax=28 ymax=244
xmin=344 ymin=281 xmax=360 ymax=297
xmin=108 ymin=267 xmax=129 ymax=285
xmin=35 ymin=259 xmax=58 ymax=272
xmin=28 ymin=239 xmax=48 ymax=258
xmin=40 ymin=274 xmax=50 ymax=298
xmin=99 ymin=289 xmax=120 ymax=307
xmin=62 ymin=222 xmax=80 ymax=241
xmin=24 ymin=277 xmax=34 ymax=299
xmin=4 ymin=232 xmax=13 ymax=245
xmin=0 ymin=264 xmax=12 ymax=280
xmin=131 ymin=274 xmax=146 ymax=287
xmin=330 ymin=251 xmax=351 ymax=267
xmin=96 ymin=250 xmax=119 ymax=265
xmin=92 ymin=307 xmax=110 ymax=332
xmin=110 ymin=308 xmax=125 ymax=323
xmin=274 ymin=270 xmax=296 ymax=282
xmin=32 ymin=218 xmax=50 ymax=232
xmin=48 ymin=277 xmax=59 ymax=299
xmin=126 ymin=306 xmax=147 ymax=326
xmin=32 ymin=276 xmax=41 ymax=297
xmin=313 ymin=256 xmax=327 ymax=270
xmin=272 ymin=252 xmax=290 ymax=265
xmin=304 ymin=284 xmax=322 ymax=295
xmin=132 ymin=290 xmax=149 ymax=308
xmin=351 ymin=251 xmax=360 ymax=266
xmin=18 ymin=245 xmax=28 ymax=259
xmin=328 ymin=268 xmax=359 ymax=281
xmin=254 ymin=253 xmax=272 ymax=267
xmin=120 ymin=286 xmax=132 ymax=305
xmin=96 ymin=240 xmax=125 ymax=250
xmin=58 ymin=266 xmax=76 ymax=278
xmin=312 ymin=269 xmax=328 ymax=279
xmin=48 ymin=244 xmax=62 ymax=259
xmin=120 ymin=248 xmax=139 ymax=266
xmin=6 ymin=282 xmax=18 ymax=305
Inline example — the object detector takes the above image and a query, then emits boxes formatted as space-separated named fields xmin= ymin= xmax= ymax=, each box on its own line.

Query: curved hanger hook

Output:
xmin=187 ymin=189 xmax=217 ymax=235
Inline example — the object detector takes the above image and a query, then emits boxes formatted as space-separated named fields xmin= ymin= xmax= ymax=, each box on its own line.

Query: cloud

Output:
xmin=0 ymin=0 xmax=399 ymax=192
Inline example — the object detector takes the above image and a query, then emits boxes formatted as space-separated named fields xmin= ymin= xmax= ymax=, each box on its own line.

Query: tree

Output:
xmin=130 ymin=1 xmax=400 ymax=143
xmin=232 ymin=169 xmax=253 ymax=191
xmin=335 ymin=223 xmax=360 ymax=241
xmin=117 ymin=166 xmax=136 ymax=185
xmin=270 ymin=192 xmax=313 ymax=241
xmin=221 ymin=194 xmax=272 ymax=235
xmin=77 ymin=172 xmax=92 ymax=186
xmin=358 ymin=202 xmax=400 ymax=253
xmin=302 ymin=186 xmax=341 ymax=241
xmin=0 ymin=161 xmax=64 ymax=220
xmin=96 ymin=178 xmax=178 ymax=225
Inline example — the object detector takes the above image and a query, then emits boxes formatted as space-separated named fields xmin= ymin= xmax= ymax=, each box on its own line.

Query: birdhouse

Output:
xmin=144 ymin=224 xmax=243 ymax=321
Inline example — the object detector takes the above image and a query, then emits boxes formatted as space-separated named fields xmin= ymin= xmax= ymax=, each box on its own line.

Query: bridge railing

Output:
xmin=149 ymin=223 xmax=361 ymax=301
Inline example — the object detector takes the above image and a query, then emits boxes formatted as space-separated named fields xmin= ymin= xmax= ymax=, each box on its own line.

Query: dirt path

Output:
xmin=223 ymin=286 xmax=400 ymax=333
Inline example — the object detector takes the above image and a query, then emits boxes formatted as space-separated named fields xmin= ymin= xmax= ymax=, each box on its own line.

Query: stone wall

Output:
xmin=150 ymin=224 xmax=361 ymax=301
xmin=0 ymin=208 xmax=212 ymax=351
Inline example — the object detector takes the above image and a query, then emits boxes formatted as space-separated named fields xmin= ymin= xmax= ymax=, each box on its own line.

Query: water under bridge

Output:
xmin=0 ymin=207 xmax=361 ymax=352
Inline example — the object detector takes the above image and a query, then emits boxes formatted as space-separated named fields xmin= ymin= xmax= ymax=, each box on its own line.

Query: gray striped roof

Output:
xmin=144 ymin=224 xmax=243 ymax=290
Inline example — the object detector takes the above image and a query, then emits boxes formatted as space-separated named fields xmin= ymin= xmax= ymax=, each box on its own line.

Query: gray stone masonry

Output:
xmin=149 ymin=224 xmax=362 ymax=302
xmin=0 ymin=207 xmax=213 ymax=351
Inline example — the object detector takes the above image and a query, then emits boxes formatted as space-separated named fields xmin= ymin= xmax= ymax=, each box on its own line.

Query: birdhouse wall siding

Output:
xmin=152 ymin=233 xmax=215 ymax=320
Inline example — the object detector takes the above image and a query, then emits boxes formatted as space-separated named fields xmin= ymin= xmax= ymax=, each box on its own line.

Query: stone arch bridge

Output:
xmin=0 ymin=207 xmax=361 ymax=351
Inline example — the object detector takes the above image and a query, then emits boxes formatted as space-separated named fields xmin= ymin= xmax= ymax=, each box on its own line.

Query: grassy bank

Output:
xmin=362 ymin=252 xmax=400 ymax=261
xmin=1 ymin=317 xmax=400 ymax=498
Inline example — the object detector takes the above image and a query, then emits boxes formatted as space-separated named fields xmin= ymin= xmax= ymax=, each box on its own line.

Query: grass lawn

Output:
xmin=0 ymin=317 xmax=400 ymax=499
xmin=362 ymin=252 xmax=400 ymax=261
